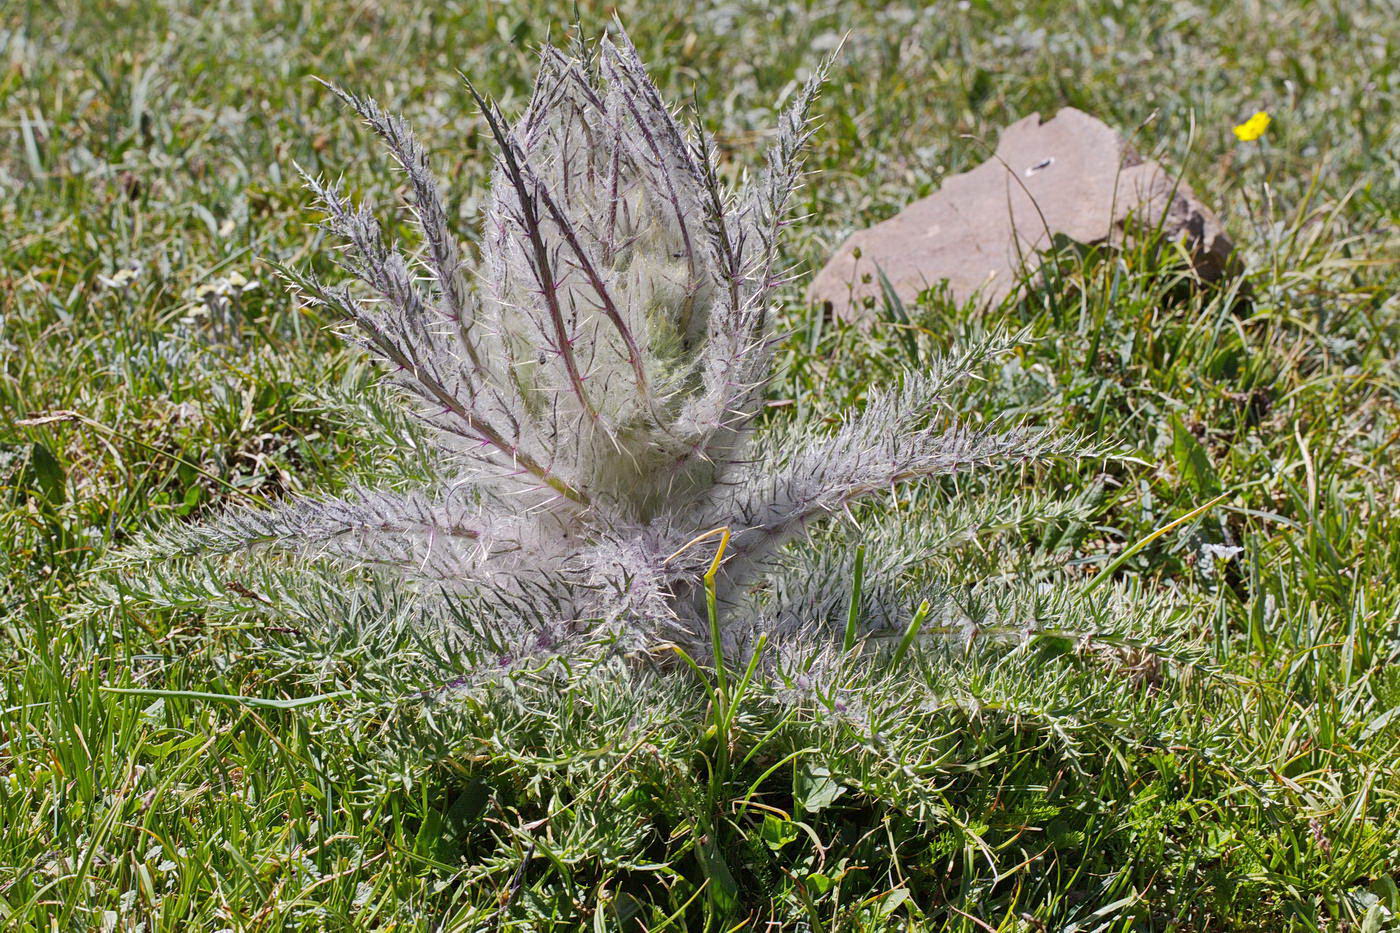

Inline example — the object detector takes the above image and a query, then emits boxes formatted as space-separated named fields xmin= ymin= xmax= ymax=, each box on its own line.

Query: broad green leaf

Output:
xmin=1170 ymin=415 xmax=1220 ymax=498
xmin=759 ymin=814 xmax=799 ymax=851
xmin=797 ymin=764 xmax=846 ymax=814
xmin=27 ymin=442 xmax=66 ymax=505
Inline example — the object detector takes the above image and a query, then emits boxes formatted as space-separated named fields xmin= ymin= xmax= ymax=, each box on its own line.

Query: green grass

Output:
xmin=3 ymin=0 xmax=1398 ymax=928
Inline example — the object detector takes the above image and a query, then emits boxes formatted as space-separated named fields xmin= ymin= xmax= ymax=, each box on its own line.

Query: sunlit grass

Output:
xmin=2 ymin=1 xmax=1397 ymax=929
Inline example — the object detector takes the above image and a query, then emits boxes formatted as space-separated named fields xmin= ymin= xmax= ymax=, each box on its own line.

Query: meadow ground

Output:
xmin=2 ymin=0 xmax=1398 ymax=929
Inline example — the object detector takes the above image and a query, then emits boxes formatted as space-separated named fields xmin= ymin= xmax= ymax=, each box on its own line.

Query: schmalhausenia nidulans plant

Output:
xmin=138 ymin=32 xmax=1074 ymax=664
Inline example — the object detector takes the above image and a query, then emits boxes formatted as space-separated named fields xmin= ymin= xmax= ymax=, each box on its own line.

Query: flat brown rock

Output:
xmin=808 ymin=108 xmax=1235 ymax=319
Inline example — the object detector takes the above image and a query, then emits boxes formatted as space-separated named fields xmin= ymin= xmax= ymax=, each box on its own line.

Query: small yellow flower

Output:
xmin=1233 ymin=111 xmax=1271 ymax=142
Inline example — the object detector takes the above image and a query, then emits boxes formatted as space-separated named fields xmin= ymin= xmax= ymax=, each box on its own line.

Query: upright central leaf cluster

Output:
xmin=156 ymin=33 xmax=1069 ymax=659
xmin=472 ymin=38 xmax=796 ymax=517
